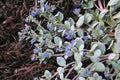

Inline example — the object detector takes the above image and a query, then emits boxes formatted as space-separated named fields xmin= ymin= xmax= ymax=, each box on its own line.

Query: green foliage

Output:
xmin=44 ymin=70 xmax=52 ymax=79
xmin=57 ymin=57 xmax=66 ymax=67
xmin=76 ymin=15 xmax=84 ymax=27
xmin=18 ymin=0 xmax=120 ymax=79
xmin=107 ymin=0 xmax=119 ymax=6
xmin=92 ymin=62 xmax=105 ymax=72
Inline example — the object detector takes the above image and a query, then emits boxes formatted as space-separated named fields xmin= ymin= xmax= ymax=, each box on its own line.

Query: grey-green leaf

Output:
xmin=57 ymin=67 xmax=64 ymax=74
xmin=107 ymin=0 xmax=119 ymax=6
xmin=75 ymin=38 xmax=84 ymax=49
xmin=93 ymin=62 xmax=105 ymax=72
xmin=74 ymin=62 xmax=82 ymax=70
xmin=76 ymin=15 xmax=84 ymax=27
xmin=44 ymin=70 xmax=52 ymax=79
xmin=90 ymin=43 xmax=98 ymax=52
xmin=111 ymin=43 xmax=120 ymax=53
xmin=99 ymin=9 xmax=108 ymax=19
xmin=57 ymin=57 xmax=66 ymax=66
xmin=94 ymin=49 xmax=101 ymax=57
xmin=68 ymin=18 xmax=75 ymax=26
xmin=116 ymin=40 xmax=120 ymax=53
xmin=113 ymin=12 xmax=120 ymax=19
xmin=54 ymin=37 xmax=62 ymax=48
xmin=97 ymin=42 xmax=106 ymax=54
xmin=74 ymin=52 xmax=82 ymax=64
xmin=55 ymin=11 xmax=64 ymax=21
xmin=115 ymin=25 xmax=120 ymax=40
xmin=77 ymin=29 xmax=84 ymax=37
xmin=64 ymin=20 xmax=71 ymax=29
xmin=108 ymin=53 xmax=116 ymax=60
xmin=90 ymin=56 xmax=100 ymax=63
xmin=85 ymin=13 xmax=92 ymax=23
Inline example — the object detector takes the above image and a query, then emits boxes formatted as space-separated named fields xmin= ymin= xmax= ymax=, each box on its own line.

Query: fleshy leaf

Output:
xmin=112 ymin=61 xmax=120 ymax=73
xmin=107 ymin=0 xmax=119 ymax=6
xmin=64 ymin=20 xmax=71 ymax=29
xmin=44 ymin=70 xmax=52 ymax=79
xmin=76 ymin=15 xmax=84 ymax=27
xmin=99 ymin=9 xmax=108 ymax=19
xmin=113 ymin=12 xmax=120 ymax=19
xmin=74 ymin=52 xmax=82 ymax=64
xmin=57 ymin=57 xmax=66 ymax=66
xmin=79 ymin=44 xmax=84 ymax=51
xmin=87 ymin=1 xmax=94 ymax=8
xmin=74 ymin=62 xmax=82 ymax=70
xmin=84 ymin=13 xmax=92 ymax=23
xmin=55 ymin=11 xmax=64 ymax=22
xmin=90 ymin=56 xmax=100 ymax=63
xmin=54 ymin=37 xmax=62 ymax=48
xmin=111 ymin=43 xmax=120 ymax=53
xmin=93 ymin=62 xmax=105 ymax=72
xmin=90 ymin=43 xmax=98 ymax=52
xmin=93 ymin=73 xmax=102 ymax=80
xmin=57 ymin=67 xmax=64 ymax=74
xmin=115 ymin=25 xmax=120 ymax=40
xmin=116 ymin=41 xmax=120 ymax=53
xmin=94 ymin=49 xmax=101 ymax=57
xmin=97 ymin=42 xmax=106 ymax=54
xmin=77 ymin=29 xmax=83 ymax=37
xmin=75 ymin=38 xmax=84 ymax=49
xmin=68 ymin=18 xmax=75 ymax=26
xmin=108 ymin=53 xmax=116 ymax=60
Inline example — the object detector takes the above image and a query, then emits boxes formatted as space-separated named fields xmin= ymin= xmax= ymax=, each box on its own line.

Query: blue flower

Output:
xmin=100 ymin=26 xmax=104 ymax=30
xmin=65 ymin=44 xmax=73 ymax=51
xmin=47 ymin=24 xmax=53 ymax=31
xmin=71 ymin=39 xmax=75 ymax=44
xmin=81 ymin=73 xmax=86 ymax=77
xmin=51 ymin=7 xmax=56 ymax=12
xmin=83 ymin=36 xmax=88 ymax=41
xmin=44 ymin=3 xmax=50 ymax=10
xmin=49 ymin=16 xmax=54 ymax=21
xmin=66 ymin=50 xmax=71 ymax=56
xmin=55 ymin=47 xmax=63 ymax=52
xmin=18 ymin=32 xmax=22 ymax=36
xmin=31 ymin=56 xmax=35 ymax=61
xmin=30 ymin=11 xmax=36 ymax=16
xmin=25 ymin=24 xmax=30 ymax=30
xmin=65 ymin=30 xmax=75 ymax=39
xmin=59 ymin=26 xmax=63 ymax=30
xmin=30 ymin=8 xmax=40 ymax=16
xmin=42 ymin=51 xmax=49 ymax=57
xmin=21 ymin=29 xmax=25 ymax=33
xmin=30 ymin=40 xmax=35 ymax=44
xmin=35 ymin=8 xmax=40 ymax=12
xmin=33 ymin=77 xmax=38 ymax=80
xmin=25 ymin=17 xmax=29 ymax=22
xmin=65 ymin=44 xmax=74 ymax=56
xmin=87 ymin=70 xmax=93 ymax=75
xmin=105 ymin=73 xmax=109 ymax=78
xmin=45 ymin=38 xmax=50 ymax=44
xmin=65 ymin=32 xmax=70 ymax=39
xmin=33 ymin=47 xmax=41 ymax=53
xmin=73 ymin=8 xmax=80 ymax=15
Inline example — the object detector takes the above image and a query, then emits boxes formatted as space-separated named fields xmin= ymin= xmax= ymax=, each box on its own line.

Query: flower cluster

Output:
xmin=65 ymin=44 xmax=74 ymax=57
xmin=30 ymin=8 xmax=40 ymax=17
xmin=64 ymin=30 xmax=75 ymax=40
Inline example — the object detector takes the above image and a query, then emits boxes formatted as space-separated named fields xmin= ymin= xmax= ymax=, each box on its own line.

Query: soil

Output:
xmin=0 ymin=0 xmax=43 ymax=80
